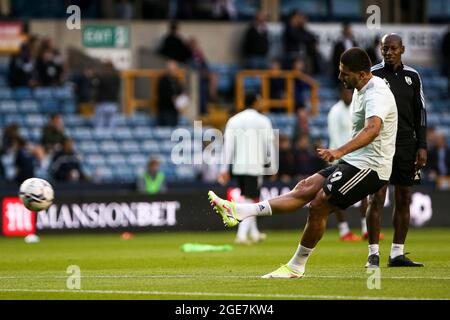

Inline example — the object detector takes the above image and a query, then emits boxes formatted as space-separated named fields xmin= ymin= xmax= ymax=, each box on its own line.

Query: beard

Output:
xmin=341 ymin=80 xmax=355 ymax=90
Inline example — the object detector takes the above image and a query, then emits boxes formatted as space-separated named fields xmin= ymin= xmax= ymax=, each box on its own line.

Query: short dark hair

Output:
xmin=245 ymin=92 xmax=259 ymax=108
xmin=340 ymin=47 xmax=372 ymax=73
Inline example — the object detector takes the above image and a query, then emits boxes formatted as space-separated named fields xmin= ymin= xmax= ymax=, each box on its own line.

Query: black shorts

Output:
xmin=318 ymin=161 xmax=388 ymax=210
xmin=235 ymin=175 xmax=262 ymax=199
xmin=390 ymin=144 xmax=418 ymax=186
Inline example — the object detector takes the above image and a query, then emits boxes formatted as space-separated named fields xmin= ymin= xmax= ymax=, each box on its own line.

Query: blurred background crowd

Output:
xmin=0 ymin=0 xmax=449 ymax=194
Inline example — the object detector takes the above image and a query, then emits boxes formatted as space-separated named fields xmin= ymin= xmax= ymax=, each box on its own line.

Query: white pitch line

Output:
xmin=0 ymin=288 xmax=447 ymax=300
xmin=0 ymin=274 xmax=450 ymax=280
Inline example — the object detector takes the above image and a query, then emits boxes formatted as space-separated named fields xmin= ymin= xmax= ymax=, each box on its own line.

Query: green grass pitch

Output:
xmin=0 ymin=228 xmax=449 ymax=300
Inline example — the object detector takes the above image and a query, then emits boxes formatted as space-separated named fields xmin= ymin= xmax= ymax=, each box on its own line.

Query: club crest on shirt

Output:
xmin=405 ymin=76 xmax=412 ymax=85
xmin=383 ymin=78 xmax=390 ymax=88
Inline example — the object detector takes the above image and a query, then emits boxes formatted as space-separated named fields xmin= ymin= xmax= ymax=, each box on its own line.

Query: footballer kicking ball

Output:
xmin=19 ymin=178 xmax=54 ymax=211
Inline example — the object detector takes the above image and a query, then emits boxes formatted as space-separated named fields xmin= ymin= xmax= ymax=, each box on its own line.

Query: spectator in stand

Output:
xmin=441 ymin=25 xmax=450 ymax=94
xmin=116 ymin=0 xmax=134 ymax=19
xmin=332 ymin=22 xmax=358 ymax=82
xmin=428 ymin=132 xmax=450 ymax=180
xmin=282 ymin=10 xmax=318 ymax=74
xmin=1 ymin=123 xmax=21 ymax=155
xmin=212 ymin=0 xmax=237 ymax=20
xmin=8 ymin=42 xmax=37 ymax=88
xmin=292 ymin=57 xmax=311 ymax=111
xmin=33 ymin=145 xmax=51 ymax=181
xmin=92 ymin=61 xmax=120 ymax=132
xmin=268 ymin=59 xmax=285 ymax=112
xmin=14 ymin=137 xmax=37 ymax=184
xmin=36 ymin=47 xmax=63 ymax=86
xmin=427 ymin=127 xmax=438 ymax=150
xmin=50 ymin=137 xmax=85 ymax=182
xmin=198 ymin=141 xmax=220 ymax=183
xmin=276 ymin=134 xmax=296 ymax=183
xmin=158 ymin=21 xmax=192 ymax=64
xmin=188 ymin=37 xmax=218 ymax=115
xmin=293 ymin=134 xmax=326 ymax=179
xmin=1 ymin=123 xmax=21 ymax=181
xmin=242 ymin=10 xmax=269 ymax=70
xmin=366 ymin=35 xmax=382 ymax=66
xmin=137 ymin=157 xmax=167 ymax=194
xmin=157 ymin=60 xmax=186 ymax=126
xmin=292 ymin=108 xmax=309 ymax=144
xmin=41 ymin=113 xmax=66 ymax=153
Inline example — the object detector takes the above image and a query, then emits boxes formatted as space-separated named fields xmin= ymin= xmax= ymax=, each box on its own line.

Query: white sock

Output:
xmin=368 ymin=244 xmax=379 ymax=256
xmin=338 ymin=222 xmax=350 ymax=237
xmin=236 ymin=217 xmax=253 ymax=241
xmin=361 ymin=218 xmax=367 ymax=235
xmin=235 ymin=200 xmax=272 ymax=220
xmin=287 ymin=244 xmax=314 ymax=274
xmin=249 ymin=216 xmax=261 ymax=239
xmin=390 ymin=243 xmax=404 ymax=258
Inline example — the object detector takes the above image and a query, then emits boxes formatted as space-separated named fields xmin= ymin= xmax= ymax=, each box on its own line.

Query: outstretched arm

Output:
xmin=317 ymin=116 xmax=382 ymax=162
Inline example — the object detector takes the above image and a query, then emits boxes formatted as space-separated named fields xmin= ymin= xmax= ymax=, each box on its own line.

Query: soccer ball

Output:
xmin=19 ymin=178 xmax=54 ymax=211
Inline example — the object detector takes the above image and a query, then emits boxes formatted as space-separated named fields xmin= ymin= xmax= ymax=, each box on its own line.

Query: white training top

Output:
xmin=341 ymin=76 xmax=398 ymax=181
xmin=328 ymin=100 xmax=352 ymax=150
xmin=221 ymin=108 xmax=277 ymax=176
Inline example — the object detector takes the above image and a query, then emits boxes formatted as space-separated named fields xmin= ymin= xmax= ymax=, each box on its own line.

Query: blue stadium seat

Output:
xmin=112 ymin=127 xmax=133 ymax=140
xmin=126 ymin=114 xmax=153 ymax=126
xmin=18 ymin=100 xmax=40 ymax=113
xmin=106 ymin=154 xmax=127 ymax=166
xmin=127 ymin=154 xmax=147 ymax=166
xmin=63 ymin=114 xmax=88 ymax=127
xmin=113 ymin=165 xmax=136 ymax=182
xmin=0 ymin=87 xmax=12 ymax=99
xmin=153 ymin=127 xmax=174 ymax=140
xmin=175 ymin=165 xmax=196 ymax=180
xmin=24 ymin=114 xmax=46 ymax=127
xmin=28 ymin=128 xmax=42 ymax=142
xmin=14 ymin=87 xmax=32 ymax=99
xmin=160 ymin=141 xmax=177 ymax=153
xmin=120 ymin=140 xmax=140 ymax=153
xmin=34 ymin=87 xmax=53 ymax=99
xmin=309 ymin=114 xmax=327 ymax=127
xmin=95 ymin=166 xmax=114 ymax=181
xmin=210 ymin=63 xmax=239 ymax=93
xmin=62 ymin=100 xmax=76 ymax=114
xmin=86 ymin=154 xmax=106 ymax=166
xmin=133 ymin=126 xmax=154 ymax=139
xmin=141 ymin=140 xmax=160 ymax=153
xmin=52 ymin=86 xmax=74 ymax=100
xmin=91 ymin=129 xmax=113 ymax=140
xmin=72 ymin=127 xmax=93 ymax=141
xmin=4 ymin=114 xmax=24 ymax=126
xmin=0 ymin=100 xmax=18 ymax=113
xmin=40 ymin=99 xmax=60 ymax=113
xmin=244 ymin=77 xmax=261 ymax=91
xmin=78 ymin=141 xmax=99 ymax=154
xmin=99 ymin=140 xmax=120 ymax=153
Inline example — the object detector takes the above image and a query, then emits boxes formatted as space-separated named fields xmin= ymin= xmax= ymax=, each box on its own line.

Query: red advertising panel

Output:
xmin=2 ymin=197 xmax=36 ymax=236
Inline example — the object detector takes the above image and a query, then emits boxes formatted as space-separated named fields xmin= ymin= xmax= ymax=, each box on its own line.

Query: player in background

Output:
xmin=328 ymin=85 xmax=367 ymax=241
xmin=218 ymin=92 xmax=276 ymax=244
xmin=365 ymin=34 xmax=427 ymax=268
xmin=209 ymin=48 xmax=398 ymax=278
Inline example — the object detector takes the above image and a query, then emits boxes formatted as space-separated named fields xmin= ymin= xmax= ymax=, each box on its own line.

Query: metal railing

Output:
xmin=235 ymin=69 xmax=320 ymax=115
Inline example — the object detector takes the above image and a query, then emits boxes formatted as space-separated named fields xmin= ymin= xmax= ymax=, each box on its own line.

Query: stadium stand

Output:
xmin=1 ymin=60 xmax=448 ymax=185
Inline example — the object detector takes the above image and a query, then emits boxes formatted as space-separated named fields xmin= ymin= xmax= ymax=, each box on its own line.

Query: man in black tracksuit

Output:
xmin=365 ymin=34 xmax=427 ymax=268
